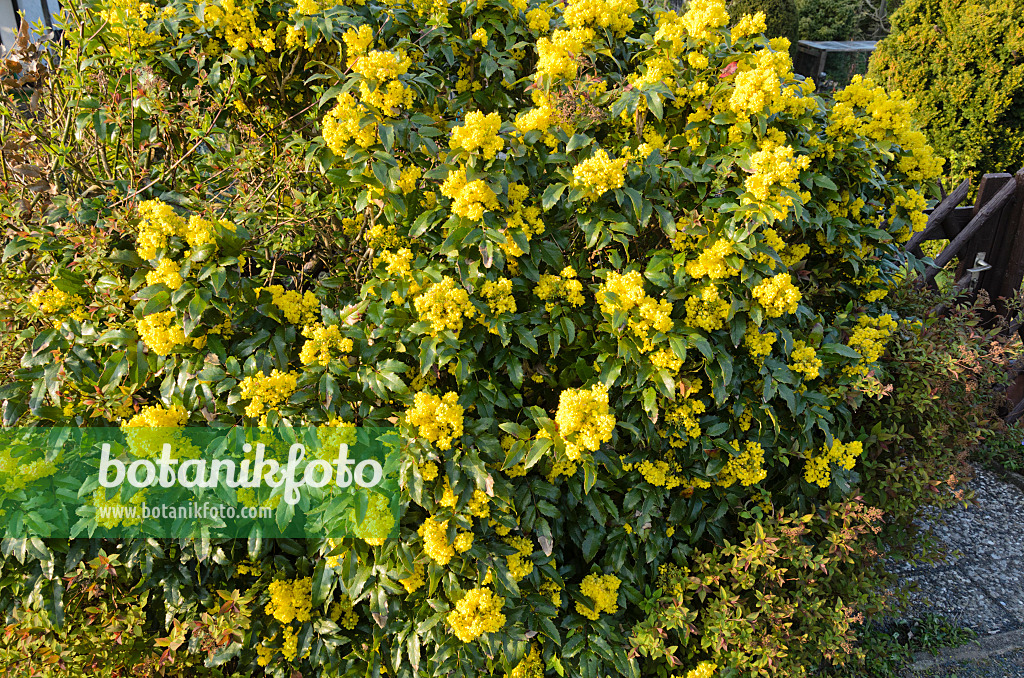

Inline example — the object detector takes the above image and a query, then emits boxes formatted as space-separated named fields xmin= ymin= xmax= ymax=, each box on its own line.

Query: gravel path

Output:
xmin=885 ymin=468 xmax=1024 ymax=676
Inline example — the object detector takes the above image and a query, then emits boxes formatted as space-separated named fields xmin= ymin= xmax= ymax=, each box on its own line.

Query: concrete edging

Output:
xmin=909 ymin=628 xmax=1024 ymax=671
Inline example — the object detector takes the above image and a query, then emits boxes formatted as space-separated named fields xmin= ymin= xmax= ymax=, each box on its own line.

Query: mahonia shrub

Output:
xmin=1 ymin=0 xmax=944 ymax=675
xmin=870 ymin=0 xmax=1024 ymax=185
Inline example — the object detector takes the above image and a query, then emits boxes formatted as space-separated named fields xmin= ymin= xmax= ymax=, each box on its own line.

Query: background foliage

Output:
xmin=870 ymin=0 xmax=1024 ymax=186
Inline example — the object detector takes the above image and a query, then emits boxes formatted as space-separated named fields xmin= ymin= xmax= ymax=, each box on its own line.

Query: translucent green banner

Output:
xmin=0 ymin=426 xmax=400 ymax=539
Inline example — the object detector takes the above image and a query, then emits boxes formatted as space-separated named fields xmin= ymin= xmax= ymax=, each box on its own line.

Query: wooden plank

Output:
xmin=916 ymin=207 xmax=974 ymax=242
xmin=994 ymin=171 xmax=1024 ymax=307
xmin=977 ymin=172 xmax=1024 ymax=308
xmin=905 ymin=177 xmax=971 ymax=251
xmin=955 ymin=173 xmax=1012 ymax=282
xmin=923 ymin=170 xmax=1023 ymax=286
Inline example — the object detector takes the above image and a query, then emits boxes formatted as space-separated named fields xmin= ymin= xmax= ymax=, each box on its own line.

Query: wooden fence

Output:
xmin=906 ymin=169 xmax=1024 ymax=315
xmin=905 ymin=168 xmax=1024 ymax=422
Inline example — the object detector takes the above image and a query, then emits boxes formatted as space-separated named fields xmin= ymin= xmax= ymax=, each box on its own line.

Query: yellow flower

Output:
xmin=804 ymin=439 xmax=863 ymax=487
xmin=415 ymin=276 xmax=475 ymax=336
xmin=300 ymin=323 xmax=354 ymax=367
xmin=716 ymin=440 xmax=767 ymax=487
xmin=406 ymin=392 xmax=464 ymax=450
xmin=576 ymin=573 xmax=620 ymax=620
xmin=145 ymin=259 xmax=184 ymax=290
xmin=573 ymin=149 xmax=628 ymax=200
xmin=447 ymin=587 xmax=506 ymax=642
xmin=451 ymin=111 xmax=504 ymax=159
xmin=555 ymin=384 xmax=616 ymax=460
xmin=751 ymin=273 xmax=801 ymax=317
xmin=265 ymin=577 xmax=313 ymax=625
xmin=137 ymin=311 xmax=189 ymax=355
xmin=238 ymin=369 xmax=299 ymax=420
xmin=419 ymin=516 xmax=456 ymax=566
xmin=790 ymin=341 xmax=822 ymax=380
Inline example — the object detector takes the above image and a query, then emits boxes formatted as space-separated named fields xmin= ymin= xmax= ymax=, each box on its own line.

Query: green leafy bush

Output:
xmin=0 ymin=0 xmax=951 ymax=676
xmin=870 ymin=0 xmax=1024 ymax=185
xmin=797 ymin=0 xmax=856 ymax=41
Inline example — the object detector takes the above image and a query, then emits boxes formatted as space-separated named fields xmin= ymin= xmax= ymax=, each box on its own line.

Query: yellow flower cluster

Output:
xmin=744 ymin=323 xmax=776 ymax=360
xmin=92 ymin=487 xmax=146 ymax=529
xmin=636 ymin=458 xmax=683 ymax=489
xmin=441 ymin=167 xmax=500 ymax=221
xmin=563 ymin=0 xmax=639 ymax=37
xmin=400 ymin=561 xmax=426 ymax=593
xmin=201 ymin=0 xmax=275 ymax=52
xmin=300 ymin=323 xmax=354 ymax=367
xmin=576 ymin=573 xmax=620 ymax=620
xmin=481 ymin=278 xmax=517 ymax=316
xmin=238 ymin=369 xmax=298 ymax=420
xmin=419 ymin=516 xmax=456 ymax=565
xmin=685 ymin=285 xmax=729 ymax=332
xmin=451 ymin=111 xmax=504 ymax=160
xmin=685 ymin=239 xmax=740 ymax=280
xmin=682 ymin=0 xmax=729 ymax=41
xmin=895 ymin=188 xmax=929 ymax=240
xmin=845 ymin=314 xmax=897 ymax=376
xmin=0 ymin=446 xmax=57 ymax=493
xmin=732 ymin=11 xmax=766 ymax=38
xmin=597 ymin=271 xmax=673 ymax=351
xmin=789 ymin=341 xmax=822 ymax=380
xmin=804 ymin=439 xmax=863 ymax=487
xmin=136 ymin=200 xmax=184 ymax=260
xmin=323 ymin=93 xmax=378 ymax=150
xmin=145 ymin=259 xmax=183 ymax=290
xmin=329 ymin=595 xmax=359 ymax=630
xmin=415 ymin=276 xmax=475 ymax=336
xmin=758 ymin=227 xmax=809 ymax=270
xmin=97 ymin=0 xmax=160 ymax=54
xmin=265 ymin=577 xmax=313 ymax=625
xmin=138 ymin=311 xmax=190 ymax=355
xmin=686 ymin=662 xmax=719 ymax=678
xmin=555 ymin=383 xmax=616 ymax=460
xmin=717 ymin=440 xmax=767 ymax=487
xmin=510 ymin=645 xmax=544 ymax=678
xmin=447 ymin=587 xmax=506 ymax=642
xmin=262 ymin=285 xmax=320 ymax=326
xmin=514 ymin=91 xmax=560 ymax=148
xmin=351 ymin=48 xmax=415 ymax=111
xmin=407 ymin=391 xmax=464 ymax=450
xmin=664 ymin=391 xmax=706 ymax=442
xmin=380 ymin=247 xmax=414 ymax=277
xmin=396 ymin=165 xmax=422 ymax=194
xmin=500 ymin=183 xmax=547 ymax=258
xmin=744 ymin=143 xmax=811 ymax=220
xmin=30 ymin=286 xmax=83 ymax=315
xmin=573 ymin=149 xmax=628 ymax=200
xmin=650 ymin=348 xmax=682 ymax=373
xmin=751 ymin=273 xmax=801 ymax=317
xmin=535 ymin=27 xmax=595 ymax=83
xmin=828 ymin=76 xmax=942 ymax=183
xmin=505 ymin=536 xmax=535 ymax=580
xmin=124 ymin=403 xmax=188 ymax=429
xmin=526 ymin=7 xmax=552 ymax=32
xmin=535 ymin=267 xmax=585 ymax=311
xmin=471 ymin=27 xmax=488 ymax=45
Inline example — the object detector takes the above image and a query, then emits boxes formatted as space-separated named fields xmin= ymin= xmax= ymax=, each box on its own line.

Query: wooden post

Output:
xmin=955 ymin=173 xmax=1012 ymax=282
xmin=994 ymin=171 xmax=1024 ymax=314
xmin=923 ymin=170 xmax=1022 ymax=286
